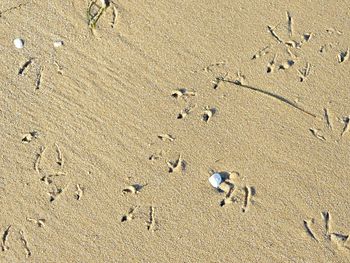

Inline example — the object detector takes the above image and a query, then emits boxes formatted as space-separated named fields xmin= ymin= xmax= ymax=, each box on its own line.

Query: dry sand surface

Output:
xmin=1 ymin=0 xmax=350 ymax=262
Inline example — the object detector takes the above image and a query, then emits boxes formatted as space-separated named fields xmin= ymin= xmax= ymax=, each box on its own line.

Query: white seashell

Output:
xmin=14 ymin=38 xmax=24 ymax=49
xmin=53 ymin=40 xmax=64 ymax=48
xmin=208 ymin=173 xmax=222 ymax=188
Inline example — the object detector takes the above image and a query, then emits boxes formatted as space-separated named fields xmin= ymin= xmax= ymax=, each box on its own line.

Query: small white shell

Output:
xmin=208 ymin=173 xmax=222 ymax=188
xmin=53 ymin=40 xmax=64 ymax=48
xmin=14 ymin=38 xmax=24 ymax=49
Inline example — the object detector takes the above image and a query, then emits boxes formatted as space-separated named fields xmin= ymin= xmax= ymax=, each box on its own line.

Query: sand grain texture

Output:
xmin=1 ymin=0 xmax=350 ymax=262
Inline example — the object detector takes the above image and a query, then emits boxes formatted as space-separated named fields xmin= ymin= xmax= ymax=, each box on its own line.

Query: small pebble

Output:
xmin=208 ymin=173 xmax=222 ymax=188
xmin=14 ymin=38 xmax=24 ymax=49
xmin=53 ymin=40 xmax=64 ymax=48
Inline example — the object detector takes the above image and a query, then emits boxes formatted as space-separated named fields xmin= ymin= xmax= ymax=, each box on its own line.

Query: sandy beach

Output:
xmin=1 ymin=1 xmax=350 ymax=262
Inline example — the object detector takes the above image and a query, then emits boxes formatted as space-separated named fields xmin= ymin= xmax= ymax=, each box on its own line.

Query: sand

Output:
xmin=1 ymin=1 xmax=350 ymax=262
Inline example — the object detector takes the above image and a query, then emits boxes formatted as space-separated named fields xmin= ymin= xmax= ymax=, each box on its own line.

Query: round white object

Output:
xmin=53 ymin=40 xmax=64 ymax=48
xmin=13 ymin=38 xmax=24 ymax=49
xmin=208 ymin=173 xmax=222 ymax=188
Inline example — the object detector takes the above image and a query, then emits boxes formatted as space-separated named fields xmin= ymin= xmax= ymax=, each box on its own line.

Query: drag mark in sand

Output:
xmin=221 ymin=78 xmax=317 ymax=118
